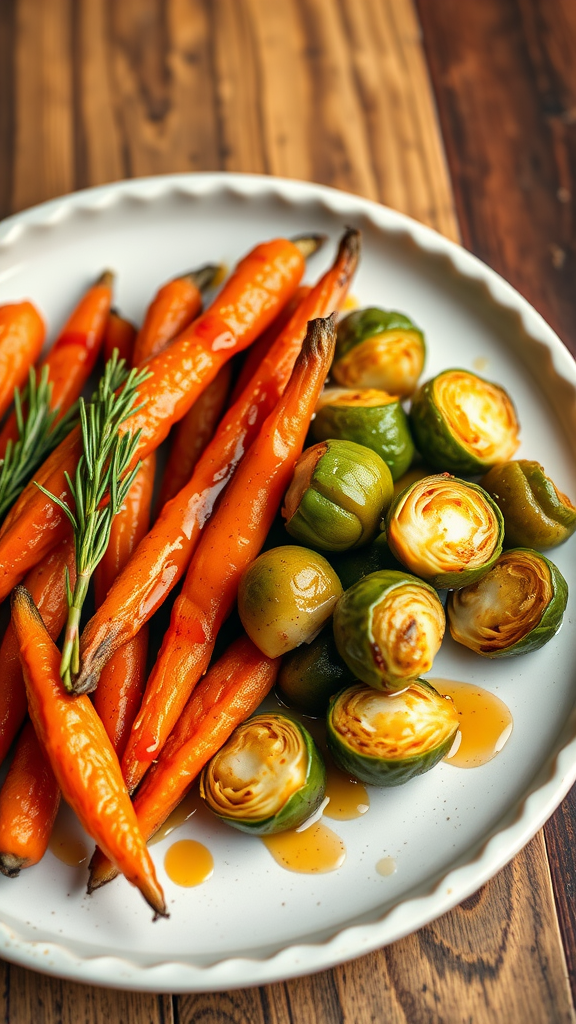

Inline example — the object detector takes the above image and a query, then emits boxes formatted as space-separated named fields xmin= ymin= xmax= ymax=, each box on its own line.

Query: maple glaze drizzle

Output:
xmin=49 ymin=813 xmax=88 ymax=867
xmin=262 ymin=822 xmax=346 ymax=873
xmin=164 ymin=839 xmax=214 ymax=887
xmin=430 ymin=679 xmax=514 ymax=768
xmin=323 ymin=763 xmax=370 ymax=820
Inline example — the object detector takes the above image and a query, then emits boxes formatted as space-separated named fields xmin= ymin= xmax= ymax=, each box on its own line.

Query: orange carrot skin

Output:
xmin=0 ymin=534 xmax=76 ymax=767
xmin=0 ymin=302 xmax=45 ymax=421
xmin=158 ymin=363 xmax=231 ymax=508
xmin=103 ymin=310 xmax=137 ymax=366
xmin=0 ymin=240 xmax=304 ymax=600
xmin=121 ymin=315 xmax=336 ymax=793
xmin=93 ymin=455 xmax=156 ymax=757
xmin=132 ymin=275 xmax=203 ymax=366
xmin=77 ymin=231 xmax=359 ymax=692
xmin=230 ymin=285 xmax=311 ymax=404
xmin=0 ymin=721 xmax=60 ymax=876
xmin=89 ymin=636 xmax=278 ymax=889
xmin=11 ymin=587 xmax=167 ymax=918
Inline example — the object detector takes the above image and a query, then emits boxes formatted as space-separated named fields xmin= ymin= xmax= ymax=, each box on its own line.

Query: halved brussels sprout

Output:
xmin=200 ymin=714 xmax=326 ymax=834
xmin=385 ymin=474 xmax=504 ymax=589
xmin=282 ymin=439 xmax=393 ymax=551
xmin=277 ymin=625 xmax=355 ymax=717
xmin=447 ymin=547 xmax=568 ymax=657
xmin=312 ymin=387 xmax=415 ymax=481
xmin=327 ymin=680 xmax=459 ymax=786
xmin=332 ymin=308 xmax=425 ymax=396
xmin=332 ymin=569 xmax=445 ymax=691
xmin=481 ymin=460 xmax=576 ymax=550
xmin=238 ymin=546 xmax=343 ymax=658
xmin=410 ymin=369 xmax=520 ymax=473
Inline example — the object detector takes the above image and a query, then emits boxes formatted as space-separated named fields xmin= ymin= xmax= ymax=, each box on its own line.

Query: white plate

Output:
xmin=0 ymin=173 xmax=575 ymax=993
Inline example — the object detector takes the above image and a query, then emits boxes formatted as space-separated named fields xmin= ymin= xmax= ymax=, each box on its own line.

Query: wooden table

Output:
xmin=1 ymin=0 xmax=575 ymax=1020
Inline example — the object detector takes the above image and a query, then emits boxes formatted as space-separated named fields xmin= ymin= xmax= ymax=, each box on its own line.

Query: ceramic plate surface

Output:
xmin=0 ymin=173 xmax=575 ymax=992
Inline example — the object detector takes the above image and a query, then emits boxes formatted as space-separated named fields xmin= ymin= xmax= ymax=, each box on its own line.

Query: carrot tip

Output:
xmin=181 ymin=264 xmax=224 ymax=293
xmin=0 ymin=853 xmax=25 ymax=878
xmin=291 ymin=233 xmax=326 ymax=259
xmin=96 ymin=269 xmax=115 ymax=289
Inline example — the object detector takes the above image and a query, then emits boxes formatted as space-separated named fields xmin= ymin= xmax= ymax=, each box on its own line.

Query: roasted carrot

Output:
xmin=76 ymin=230 xmax=359 ymax=692
xmin=0 ymin=238 xmax=307 ymax=599
xmin=0 ymin=302 xmax=45 ymax=422
xmin=230 ymin=285 xmax=311 ymax=404
xmin=103 ymin=309 xmax=137 ymax=366
xmin=157 ymin=363 xmax=231 ymax=508
xmin=89 ymin=635 xmax=278 ymax=890
xmin=0 ymin=534 xmax=76 ymax=767
xmin=0 ymin=721 xmax=60 ymax=877
xmin=0 ymin=273 xmax=112 ymax=458
xmin=92 ymin=454 xmax=156 ymax=757
xmin=10 ymin=586 xmax=167 ymax=918
xmin=120 ymin=314 xmax=336 ymax=792
xmin=132 ymin=265 xmax=221 ymax=366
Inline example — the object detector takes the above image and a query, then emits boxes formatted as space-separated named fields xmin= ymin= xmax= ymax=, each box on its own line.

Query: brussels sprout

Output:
xmin=312 ymin=388 xmax=415 ymax=481
xmin=277 ymin=625 xmax=355 ymax=717
xmin=282 ymin=440 xmax=393 ymax=551
xmin=238 ymin=546 xmax=343 ymax=658
xmin=200 ymin=714 xmax=326 ymax=834
xmin=333 ymin=569 xmax=445 ymax=691
xmin=447 ymin=547 xmax=568 ymax=657
xmin=385 ymin=474 xmax=504 ymax=589
xmin=327 ymin=532 xmax=400 ymax=590
xmin=327 ymin=680 xmax=459 ymax=787
xmin=332 ymin=308 xmax=425 ymax=396
xmin=481 ymin=460 xmax=576 ymax=551
xmin=410 ymin=369 xmax=520 ymax=474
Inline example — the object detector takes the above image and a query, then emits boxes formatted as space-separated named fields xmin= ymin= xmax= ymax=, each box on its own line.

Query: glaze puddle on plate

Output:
xmin=323 ymin=764 xmax=370 ymax=820
xmin=149 ymin=788 xmax=202 ymax=846
xmin=376 ymin=857 xmax=397 ymax=877
xmin=49 ymin=807 xmax=88 ymax=867
xmin=262 ymin=822 xmax=346 ymax=873
xmin=164 ymin=839 xmax=214 ymax=887
xmin=431 ymin=679 xmax=514 ymax=768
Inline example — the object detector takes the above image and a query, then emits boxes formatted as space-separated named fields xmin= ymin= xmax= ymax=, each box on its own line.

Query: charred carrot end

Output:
xmin=11 ymin=586 xmax=167 ymax=919
xmin=180 ymin=264 xmax=223 ymax=292
xmin=132 ymin=262 xmax=222 ymax=366
xmin=291 ymin=234 xmax=326 ymax=259
xmin=0 ymin=721 xmax=60 ymax=877
xmin=103 ymin=310 xmax=137 ymax=366
xmin=88 ymin=636 xmax=278 ymax=891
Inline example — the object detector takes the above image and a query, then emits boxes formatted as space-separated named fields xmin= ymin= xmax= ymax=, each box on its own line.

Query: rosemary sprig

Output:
xmin=0 ymin=367 xmax=79 ymax=521
xmin=36 ymin=351 xmax=151 ymax=693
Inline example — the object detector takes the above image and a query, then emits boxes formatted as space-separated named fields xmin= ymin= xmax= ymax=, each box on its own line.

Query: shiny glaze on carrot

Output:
xmin=92 ymin=455 xmax=156 ymax=757
xmin=132 ymin=273 xmax=203 ymax=366
xmin=11 ymin=587 xmax=167 ymax=918
xmin=0 ymin=239 xmax=304 ymax=600
xmin=103 ymin=309 xmax=137 ymax=365
xmin=121 ymin=314 xmax=336 ymax=793
xmin=0 ymin=302 xmax=45 ymax=421
xmin=158 ymin=363 xmax=231 ymax=508
xmin=0 ymin=721 xmax=60 ymax=877
xmin=0 ymin=535 xmax=76 ymax=767
xmin=89 ymin=636 xmax=278 ymax=890
xmin=0 ymin=273 xmax=112 ymax=456
xmin=76 ymin=230 xmax=359 ymax=693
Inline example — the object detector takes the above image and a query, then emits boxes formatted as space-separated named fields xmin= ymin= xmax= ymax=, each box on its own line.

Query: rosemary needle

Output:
xmin=36 ymin=351 xmax=152 ymax=693
xmin=0 ymin=366 xmax=78 ymax=521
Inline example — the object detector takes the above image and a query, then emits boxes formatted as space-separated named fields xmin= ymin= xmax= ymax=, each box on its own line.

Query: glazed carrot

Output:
xmin=120 ymin=314 xmax=336 ymax=793
xmin=157 ymin=363 xmax=231 ymax=508
xmin=0 ymin=302 xmax=45 ymax=422
xmin=92 ymin=454 xmax=156 ymax=757
xmin=230 ymin=285 xmax=311 ymax=404
xmin=103 ymin=309 xmax=137 ymax=365
xmin=132 ymin=265 xmax=220 ymax=366
xmin=10 ymin=587 xmax=167 ymax=918
xmin=0 ymin=534 xmax=76 ymax=767
xmin=0 ymin=273 xmax=112 ymax=458
xmin=0 ymin=238 xmax=306 ymax=599
xmin=89 ymin=636 xmax=278 ymax=890
xmin=0 ymin=721 xmax=60 ymax=877
xmin=76 ymin=229 xmax=359 ymax=692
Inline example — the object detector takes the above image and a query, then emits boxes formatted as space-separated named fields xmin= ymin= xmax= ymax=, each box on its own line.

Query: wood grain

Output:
xmin=0 ymin=0 xmax=574 ymax=1021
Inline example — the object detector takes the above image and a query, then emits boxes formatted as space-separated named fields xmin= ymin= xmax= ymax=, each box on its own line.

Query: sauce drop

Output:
xmin=149 ymin=788 xmax=202 ymax=846
xmin=164 ymin=839 xmax=214 ymax=887
xmin=376 ymin=856 xmax=397 ymax=877
xmin=262 ymin=822 xmax=346 ymax=873
xmin=473 ymin=356 xmax=489 ymax=371
xmin=49 ymin=813 xmax=88 ymax=867
xmin=430 ymin=679 xmax=513 ymax=768
xmin=323 ymin=764 xmax=370 ymax=820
